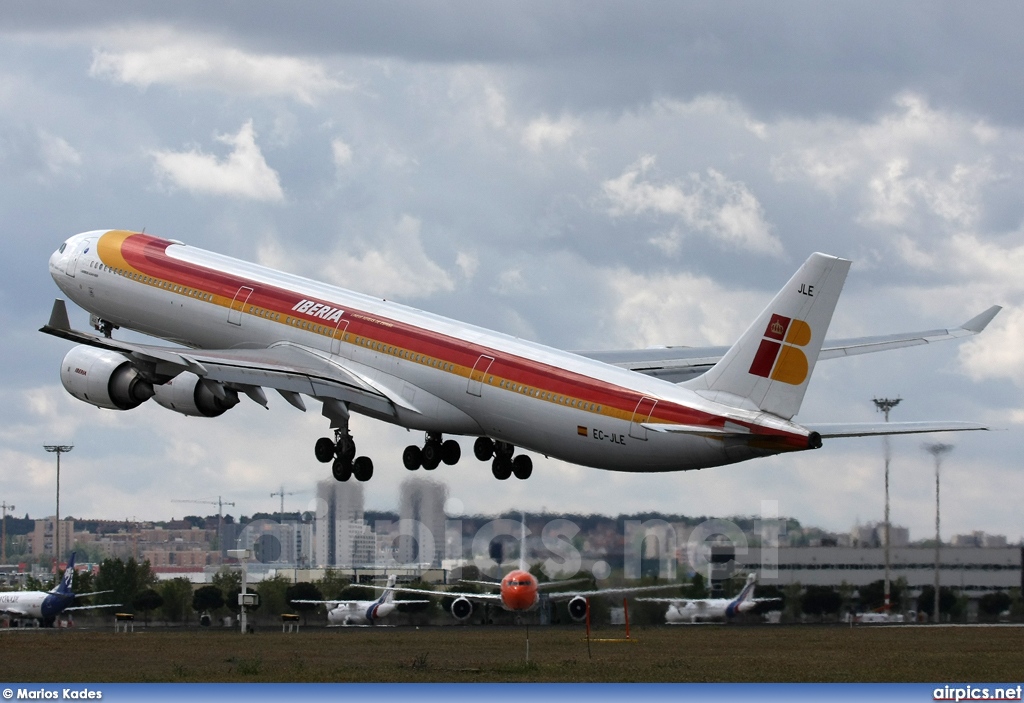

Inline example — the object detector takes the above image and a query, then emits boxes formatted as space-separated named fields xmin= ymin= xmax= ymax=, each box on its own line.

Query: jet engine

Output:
xmin=567 ymin=595 xmax=589 ymax=622
xmin=450 ymin=597 xmax=474 ymax=621
xmin=60 ymin=345 xmax=154 ymax=410
xmin=152 ymin=372 xmax=239 ymax=418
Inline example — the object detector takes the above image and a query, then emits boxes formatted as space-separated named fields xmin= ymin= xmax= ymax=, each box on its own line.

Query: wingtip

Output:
xmin=44 ymin=298 xmax=71 ymax=332
xmin=961 ymin=305 xmax=1002 ymax=334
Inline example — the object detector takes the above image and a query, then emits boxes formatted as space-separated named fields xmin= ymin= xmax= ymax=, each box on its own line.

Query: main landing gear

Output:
xmin=314 ymin=429 xmax=373 ymax=482
xmin=474 ymin=437 xmax=532 ymax=480
xmin=403 ymin=432 xmax=462 ymax=471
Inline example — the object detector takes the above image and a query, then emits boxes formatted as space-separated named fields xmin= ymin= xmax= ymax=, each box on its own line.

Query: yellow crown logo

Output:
xmin=770 ymin=320 xmax=785 ymax=336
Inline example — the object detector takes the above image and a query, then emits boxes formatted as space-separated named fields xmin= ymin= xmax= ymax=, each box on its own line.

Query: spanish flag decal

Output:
xmin=748 ymin=314 xmax=811 ymax=385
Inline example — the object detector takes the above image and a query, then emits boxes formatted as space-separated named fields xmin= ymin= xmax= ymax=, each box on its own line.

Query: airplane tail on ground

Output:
xmin=725 ymin=573 xmax=758 ymax=617
xmin=683 ymin=253 xmax=851 ymax=420
xmin=51 ymin=552 xmax=76 ymax=596
xmin=379 ymin=574 xmax=398 ymax=604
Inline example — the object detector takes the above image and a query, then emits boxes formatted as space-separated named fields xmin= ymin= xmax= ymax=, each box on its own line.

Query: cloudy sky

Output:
xmin=2 ymin=2 xmax=1022 ymax=544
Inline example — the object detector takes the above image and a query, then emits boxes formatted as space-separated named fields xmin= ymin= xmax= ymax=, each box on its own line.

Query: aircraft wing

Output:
xmin=576 ymin=306 xmax=1001 ymax=383
xmin=372 ymin=584 xmax=504 ymax=603
xmin=808 ymin=421 xmax=989 ymax=438
xmin=74 ymin=590 xmax=113 ymax=599
xmin=63 ymin=603 xmax=122 ymax=612
xmin=0 ymin=605 xmax=31 ymax=617
xmin=546 ymin=583 xmax=680 ymax=601
xmin=41 ymin=299 xmax=404 ymax=419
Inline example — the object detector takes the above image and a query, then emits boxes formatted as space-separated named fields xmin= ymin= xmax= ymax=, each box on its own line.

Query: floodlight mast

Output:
xmin=924 ymin=442 xmax=953 ymax=624
xmin=872 ymin=398 xmax=901 ymax=612
xmin=43 ymin=444 xmax=73 ymax=562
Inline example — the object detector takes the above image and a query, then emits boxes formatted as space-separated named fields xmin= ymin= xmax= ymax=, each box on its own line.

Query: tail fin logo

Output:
xmin=748 ymin=314 xmax=811 ymax=385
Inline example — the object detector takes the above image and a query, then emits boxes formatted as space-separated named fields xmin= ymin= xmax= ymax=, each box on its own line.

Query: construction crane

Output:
xmin=171 ymin=496 xmax=236 ymax=553
xmin=270 ymin=485 xmax=303 ymax=519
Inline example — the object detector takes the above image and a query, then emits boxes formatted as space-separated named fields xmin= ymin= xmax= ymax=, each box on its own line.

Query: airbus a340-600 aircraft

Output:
xmin=44 ymin=229 xmax=998 ymax=483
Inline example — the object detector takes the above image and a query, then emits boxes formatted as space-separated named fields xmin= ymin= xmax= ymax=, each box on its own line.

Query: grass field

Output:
xmin=2 ymin=624 xmax=1022 ymax=683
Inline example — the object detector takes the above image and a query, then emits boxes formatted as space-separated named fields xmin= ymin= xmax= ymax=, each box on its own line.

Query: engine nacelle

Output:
xmin=567 ymin=595 xmax=589 ymax=622
xmin=152 ymin=372 xmax=239 ymax=418
xmin=450 ymin=597 xmax=474 ymax=621
xmin=60 ymin=346 xmax=154 ymax=411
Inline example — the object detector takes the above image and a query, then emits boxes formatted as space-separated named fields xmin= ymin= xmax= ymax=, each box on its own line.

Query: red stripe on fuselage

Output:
xmin=113 ymin=232 xmax=803 ymax=446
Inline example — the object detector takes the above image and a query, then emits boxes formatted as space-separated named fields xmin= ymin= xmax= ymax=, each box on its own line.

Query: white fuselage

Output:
xmin=0 ymin=590 xmax=74 ymax=622
xmin=48 ymin=230 xmax=811 ymax=473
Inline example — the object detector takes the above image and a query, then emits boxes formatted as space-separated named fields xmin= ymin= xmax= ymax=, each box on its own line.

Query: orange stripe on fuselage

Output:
xmin=97 ymin=231 xmax=807 ymax=449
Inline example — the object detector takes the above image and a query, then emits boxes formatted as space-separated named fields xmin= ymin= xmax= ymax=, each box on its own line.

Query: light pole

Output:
xmin=923 ymin=442 xmax=953 ymax=624
xmin=43 ymin=444 xmax=73 ymax=561
xmin=873 ymin=397 xmax=901 ymax=613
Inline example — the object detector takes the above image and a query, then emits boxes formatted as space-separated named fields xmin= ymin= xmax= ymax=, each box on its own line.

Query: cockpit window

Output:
xmin=59 ymin=243 xmax=66 ymax=253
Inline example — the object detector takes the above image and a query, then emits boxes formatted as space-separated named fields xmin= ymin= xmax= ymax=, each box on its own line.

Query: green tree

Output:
xmin=688 ymin=572 xmax=709 ymax=598
xmin=978 ymin=591 xmax=1011 ymax=620
xmin=801 ymin=585 xmax=842 ymax=621
xmin=212 ymin=568 xmax=242 ymax=612
xmin=132 ymin=588 xmax=163 ymax=626
xmin=315 ymin=568 xmax=349 ymax=600
xmin=858 ymin=579 xmax=906 ymax=611
xmin=192 ymin=584 xmax=225 ymax=615
xmin=158 ymin=577 xmax=194 ymax=624
xmin=255 ymin=574 xmax=292 ymax=622
xmin=95 ymin=558 xmax=157 ymax=612
xmin=286 ymin=582 xmax=323 ymax=625
xmin=917 ymin=586 xmax=959 ymax=621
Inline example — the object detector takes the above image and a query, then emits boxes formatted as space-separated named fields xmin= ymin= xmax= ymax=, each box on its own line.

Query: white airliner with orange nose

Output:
xmin=374 ymin=517 xmax=674 ymax=622
xmin=43 ymin=229 xmax=997 ymax=483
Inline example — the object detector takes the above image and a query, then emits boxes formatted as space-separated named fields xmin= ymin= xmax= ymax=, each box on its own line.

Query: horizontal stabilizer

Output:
xmin=641 ymin=423 xmax=752 ymax=439
xmin=809 ymin=421 xmax=989 ymax=438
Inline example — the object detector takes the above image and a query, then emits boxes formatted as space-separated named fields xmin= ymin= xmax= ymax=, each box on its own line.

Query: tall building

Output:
xmin=28 ymin=517 xmax=75 ymax=558
xmin=314 ymin=479 xmax=366 ymax=567
xmin=397 ymin=477 xmax=447 ymax=567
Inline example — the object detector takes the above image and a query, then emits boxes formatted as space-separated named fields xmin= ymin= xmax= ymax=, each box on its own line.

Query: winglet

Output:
xmin=44 ymin=299 xmax=72 ymax=332
xmin=961 ymin=305 xmax=1002 ymax=334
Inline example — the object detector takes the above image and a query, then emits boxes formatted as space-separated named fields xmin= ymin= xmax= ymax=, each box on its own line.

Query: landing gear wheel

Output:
xmin=421 ymin=442 xmax=442 ymax=470
xmin=403 ymin=445 xmax=422 ymax=470
xmin=336 ymin=436 xmax=356 ymax=464
xmin=353 ymin=456 xmax=374 ymax=482
xmin=512 ymin=454 xmax=533 ymax=480
xmin=491 ymin=457 xmax=512 ymax=480
xmin=473 ymin=437 xmax=494 ymax=461
xmin=314 ymin=437 xmax=335 ymax=463
xmin=332 ymin=458 xmax=352 ymax=482
xmin=441 ymin=439 xmax=461 ymax=465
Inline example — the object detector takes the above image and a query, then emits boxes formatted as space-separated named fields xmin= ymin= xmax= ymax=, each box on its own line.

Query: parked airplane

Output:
xmin=376 ymin=518 xmax=674 ymax=621
xmin=0 ymin=553 xmax=118 ymax=626
xmin=44 ymin=230 xmax=998 ymax=483
xmin=289 ymin=574 xmax=429 ymax=626
xmin=638 ymin=572 xmax=780 ymax=623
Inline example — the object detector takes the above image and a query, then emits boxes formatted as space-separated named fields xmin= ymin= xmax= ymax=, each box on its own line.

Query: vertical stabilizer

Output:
xmin=683 ymin=253 xmax=850 ymax=419
xmin=52 ymin=552 xmax=76 ymax=595
xmin=381 ymin=574 xmax=397 ymax=604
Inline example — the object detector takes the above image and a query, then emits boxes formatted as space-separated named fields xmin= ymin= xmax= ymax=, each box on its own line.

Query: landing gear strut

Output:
xmin=315 ymin=428 xmax=373 ymax=482
xmin=403 ymin=432 xmax=461 ymax=471
xmin=475 ymin=437 xmax=532 ymax=480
